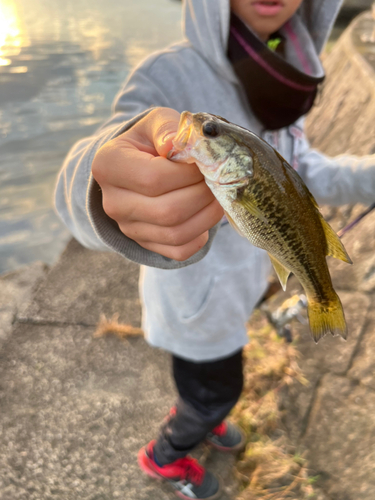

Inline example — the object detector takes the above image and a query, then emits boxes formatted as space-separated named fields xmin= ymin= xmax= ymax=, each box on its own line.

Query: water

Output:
xmin=0 ymin=0 xmax=182 ymax=274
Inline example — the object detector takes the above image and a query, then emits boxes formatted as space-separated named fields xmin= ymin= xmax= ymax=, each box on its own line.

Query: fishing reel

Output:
xmin=260 ymin=294 xmax=308 ymax=343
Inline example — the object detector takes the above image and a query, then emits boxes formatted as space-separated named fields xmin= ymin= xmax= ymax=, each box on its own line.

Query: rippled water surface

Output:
xmin=0 ymin=0 xmax=181 ymax=274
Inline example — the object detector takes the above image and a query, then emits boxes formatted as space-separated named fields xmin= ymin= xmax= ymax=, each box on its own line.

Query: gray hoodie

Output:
xmin=55 ymin=0 xmax=375 ymax=360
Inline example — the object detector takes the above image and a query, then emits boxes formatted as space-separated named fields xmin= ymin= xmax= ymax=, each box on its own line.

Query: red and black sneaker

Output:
xmin=206 ymin=421 xmax=246 ymax=453
xmin=138 ymin=440 xmax=221 ymax=499
xmin=162 ymin=406 xmax=245 ymax=453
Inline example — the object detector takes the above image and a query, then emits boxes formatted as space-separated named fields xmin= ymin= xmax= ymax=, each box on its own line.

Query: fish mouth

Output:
xmin=167 ymin=111 xmax=194 ymax=160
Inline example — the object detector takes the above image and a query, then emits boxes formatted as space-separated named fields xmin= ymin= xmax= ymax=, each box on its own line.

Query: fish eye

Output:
xmin=202 ymin=121 xmax=220 ymax=138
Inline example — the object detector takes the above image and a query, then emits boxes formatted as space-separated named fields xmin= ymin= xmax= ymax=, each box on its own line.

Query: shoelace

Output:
xmin=178 ymin=457 xmax=204 ymax=485
xmin=212 ymin=421 xmax=227 ymax=436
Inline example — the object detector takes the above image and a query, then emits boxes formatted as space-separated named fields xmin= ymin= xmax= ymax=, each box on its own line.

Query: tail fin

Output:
xmin=307 ymin=292 xmax=347 ymax=343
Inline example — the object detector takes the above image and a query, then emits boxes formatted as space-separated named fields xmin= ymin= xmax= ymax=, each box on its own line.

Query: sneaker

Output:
xmin=162 ymin=407 xmax=245 ymax=453
xmin=206 ymin=421 xmax=246 ymax=453
xmin=138 ymin=440 xmax=221 ymax=499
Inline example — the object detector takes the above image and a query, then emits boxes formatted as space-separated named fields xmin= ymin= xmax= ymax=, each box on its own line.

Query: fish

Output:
xmin=167 ymin=111 xmax=352 ymax=343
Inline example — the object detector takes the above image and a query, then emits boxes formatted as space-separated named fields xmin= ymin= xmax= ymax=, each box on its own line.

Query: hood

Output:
xmin=183 ymin=0 xmax=344 ymax=81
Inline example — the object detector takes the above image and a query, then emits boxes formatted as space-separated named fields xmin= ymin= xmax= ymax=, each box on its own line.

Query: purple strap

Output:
xmin=284 ymin=20 xmax=312 ymax=75
xmin=230 ymin=26 xmax=316 ymax=92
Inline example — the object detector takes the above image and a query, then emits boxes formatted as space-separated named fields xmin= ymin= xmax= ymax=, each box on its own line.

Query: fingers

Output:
xmin=94 ymin=147 xmax=204 ymax=197
xmin=118 ymin=199 xmax=223 ymax=247
xmin=92 ymin=107 xmax=202 ymax=197
xmin=136 ymin=233 xmax=210 ymax=262
xmin=102 ymin=180 xmax=215 ymax=227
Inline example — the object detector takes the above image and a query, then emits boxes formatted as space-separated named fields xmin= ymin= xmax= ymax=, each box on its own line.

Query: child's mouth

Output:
xmin=251 ymin=1 xmax=284 ymax=16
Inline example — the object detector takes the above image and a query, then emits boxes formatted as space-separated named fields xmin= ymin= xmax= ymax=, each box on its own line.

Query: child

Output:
xmin=55 ymin=1 xmax=375 ymax=498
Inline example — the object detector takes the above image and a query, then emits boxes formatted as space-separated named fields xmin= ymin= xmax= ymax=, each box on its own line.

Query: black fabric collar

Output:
xmin=227 ymin=14 xmax=325 ymax=130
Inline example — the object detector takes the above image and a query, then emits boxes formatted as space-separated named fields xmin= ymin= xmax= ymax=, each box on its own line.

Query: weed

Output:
xmin=93 ymin=313 xmax=143 ymax=339
xmin=232 ymin=310 xmax=317 ymax=499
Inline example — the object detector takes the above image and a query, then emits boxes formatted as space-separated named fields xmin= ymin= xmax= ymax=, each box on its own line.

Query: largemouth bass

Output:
xmin=167 ymin=111 xmax=352 ymax=342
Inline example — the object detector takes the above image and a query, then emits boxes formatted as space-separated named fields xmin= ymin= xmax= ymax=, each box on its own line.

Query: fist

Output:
xmin=91 ymin=107 xmax=223 ymax=261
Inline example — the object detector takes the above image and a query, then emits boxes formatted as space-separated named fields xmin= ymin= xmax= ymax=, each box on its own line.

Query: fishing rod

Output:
xmin=337 ymin=201 xmax=375 ymax=238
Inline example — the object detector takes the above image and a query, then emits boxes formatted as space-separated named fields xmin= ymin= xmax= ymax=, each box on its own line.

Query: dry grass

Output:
xmin=232 ymin=309 xmax=318 ymax=500
xmin=93 ymin=313 xmax=143 ymax=339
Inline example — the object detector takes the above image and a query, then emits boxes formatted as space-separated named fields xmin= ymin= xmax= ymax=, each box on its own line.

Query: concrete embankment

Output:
xmin=279 ymin=10 xmax=375 ymax=500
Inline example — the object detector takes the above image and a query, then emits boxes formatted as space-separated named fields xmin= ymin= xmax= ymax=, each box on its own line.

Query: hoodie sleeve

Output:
xmin=55 ymin=66 xmax=219 ymax=269
xmin=295 ymin=124 xmax=375 ymax=207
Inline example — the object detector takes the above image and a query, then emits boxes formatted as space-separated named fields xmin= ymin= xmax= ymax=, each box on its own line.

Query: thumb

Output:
xmin=149 ymin=107 xmax=181 ymax=158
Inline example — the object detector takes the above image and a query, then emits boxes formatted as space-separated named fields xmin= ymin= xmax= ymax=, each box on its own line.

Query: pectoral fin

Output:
xmin=224 ymin=211 xmax=245 ymax=237
xmin=235 ymin=196 xmax=268 ymax=224
xmin=268 ymin=254 xmax=291 ymax=291
xmin=320 ymin=216 xmax=352 ymax=264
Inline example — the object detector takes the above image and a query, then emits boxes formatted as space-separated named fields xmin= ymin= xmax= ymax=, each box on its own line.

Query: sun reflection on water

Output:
xmin=0 ymin=0 xmax=27 ymax=66
xmin=0 ymin=0 xmax=182 ymax=274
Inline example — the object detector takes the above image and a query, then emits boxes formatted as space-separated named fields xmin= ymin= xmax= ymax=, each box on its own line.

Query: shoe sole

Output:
xmin=138 ymin=446 xmax=162 ymax=481
xmin=138 ymin=446 xmax=222 ymax=500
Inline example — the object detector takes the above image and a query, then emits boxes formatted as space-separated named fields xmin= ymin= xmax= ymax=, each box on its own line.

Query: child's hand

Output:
xmin=92 ymin=107 xmax=224 ymax=261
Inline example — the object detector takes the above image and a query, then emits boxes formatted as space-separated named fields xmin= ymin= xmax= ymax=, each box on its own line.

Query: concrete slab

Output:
xmin=0 ymin=322 xmax=238 ymax=500
xmin=306 ymin=12 xmax=375 ymax=157
xmin=303 ymin=375 xmax=375 ymax=500
xmin=348 ymin=298 xmax=375 ymax=388
xmin=329 ymin=211 xmax=375 ymax=294
xmin=21 ymin=239 xmax=141 ymax=328
xmin=0 ymin=261 xmax=49 ymax=344
xmin=298 ymin=290 xmax=370 ymax=375
xmin=278 ymin=290 xmax=370 ymax=443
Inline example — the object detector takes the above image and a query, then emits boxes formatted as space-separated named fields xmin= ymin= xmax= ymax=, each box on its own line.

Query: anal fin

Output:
xmin=268 ymin=253 xmax=291 ymax=291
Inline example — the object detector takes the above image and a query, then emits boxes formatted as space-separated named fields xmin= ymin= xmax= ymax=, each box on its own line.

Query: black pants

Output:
xmin=153 ymin=349 xmax=243 ymax=464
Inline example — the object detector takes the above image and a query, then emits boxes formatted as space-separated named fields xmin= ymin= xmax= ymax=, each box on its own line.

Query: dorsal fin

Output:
xmin=283 ymin=159 xmax=320 ymax=209
xmin=283 ymin=159 xmax=352 ymax=265
xmin=320 ymin=216 xmax=352 ymax=264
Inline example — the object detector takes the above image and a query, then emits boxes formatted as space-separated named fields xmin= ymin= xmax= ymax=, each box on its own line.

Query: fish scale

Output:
xmin=222 ymin=174 xmax=328 ymax=296
xmin=168 ymin=111 xmax=352 ymax=342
